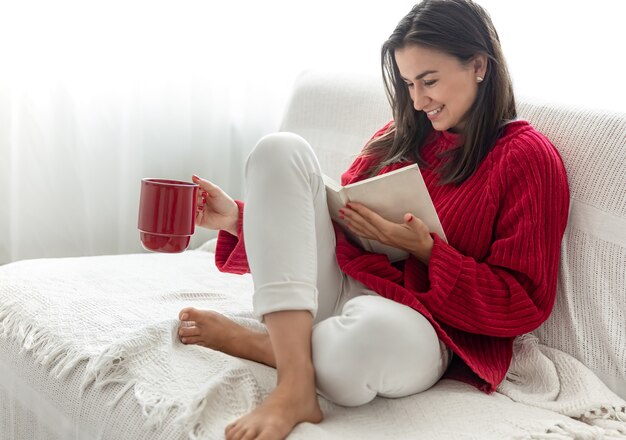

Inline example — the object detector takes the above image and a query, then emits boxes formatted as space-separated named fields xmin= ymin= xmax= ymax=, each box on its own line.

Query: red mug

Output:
xmin=138 ymin=178 xmax=199 ymax=253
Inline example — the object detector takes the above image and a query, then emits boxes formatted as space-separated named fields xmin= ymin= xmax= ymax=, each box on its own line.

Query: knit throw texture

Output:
xmin=1 ymin=250 xmax=625 ymax=439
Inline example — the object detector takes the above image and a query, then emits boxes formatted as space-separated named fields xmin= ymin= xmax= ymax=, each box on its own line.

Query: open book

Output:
xmin=323 ymin=164 xmax=446 ymax=262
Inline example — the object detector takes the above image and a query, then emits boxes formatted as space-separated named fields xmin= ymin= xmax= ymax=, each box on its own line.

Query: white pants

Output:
xmin=243 ymin=132 xmax=451 ymax=407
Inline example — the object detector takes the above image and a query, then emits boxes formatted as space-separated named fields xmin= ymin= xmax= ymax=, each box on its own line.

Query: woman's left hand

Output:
xmin=340 ymin=202 xmax=434 ymax=264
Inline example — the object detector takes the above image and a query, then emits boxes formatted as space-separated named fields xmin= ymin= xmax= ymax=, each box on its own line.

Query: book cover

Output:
xmin=323 ymin=164 xmax=446 ymax=262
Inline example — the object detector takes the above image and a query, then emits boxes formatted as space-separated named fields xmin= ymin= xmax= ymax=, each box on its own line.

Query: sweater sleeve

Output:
xmin=418 ymin=134 xmax=570 ymax=337
xmin=214 ymin=200 xmax=250 ymax=274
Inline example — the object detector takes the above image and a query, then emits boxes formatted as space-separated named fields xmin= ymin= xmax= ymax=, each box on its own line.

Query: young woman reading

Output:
xmin=177 ymin=1 xmax=570 ymax=439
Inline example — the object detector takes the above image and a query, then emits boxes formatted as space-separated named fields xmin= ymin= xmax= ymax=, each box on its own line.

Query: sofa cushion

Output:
xmin=280 ymin=69 xmax=391 ymax=181
xmin=518 ymin=99 xmax=626 ymax=399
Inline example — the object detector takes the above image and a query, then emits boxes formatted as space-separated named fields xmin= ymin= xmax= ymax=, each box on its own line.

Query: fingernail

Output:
xmin=181 ymin=313 xmax=188 ymax=320
xmin=339 ymin=209 xmax=345 ymax=215
xmin=346 ymin=203 xmax=353 ymax=209
xmin=181 ymin=338 xmax=187 ymax=343
xmin=339 ymin=215 xmax=345 ymax=220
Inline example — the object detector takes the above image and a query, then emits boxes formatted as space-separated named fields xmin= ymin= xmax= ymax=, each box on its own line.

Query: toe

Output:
xmin=241 ymin=430 xmax=256 ymax=440
xmin=225 ymin=421 xmax=242 ymax=440
xmin=180 ymin=336 xmax=204 ymax=345
xmin=255 ymin=431 xmax=274 ymax=440
xmin=238 ymin=426 xmax=257 ymax=440
xmin=178 ymin=307 xmax=197 ymax=320
xmin=178 ymin=325 xmax=199 ymax=337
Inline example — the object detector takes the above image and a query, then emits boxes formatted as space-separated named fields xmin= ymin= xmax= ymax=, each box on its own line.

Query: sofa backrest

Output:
xmin=519 ymin=99 xmax=626 ymax=399
xmin=280 ymin=69 xmax=626 ymax=399
xmin=280 ymin=70 xmax=392 ymax=181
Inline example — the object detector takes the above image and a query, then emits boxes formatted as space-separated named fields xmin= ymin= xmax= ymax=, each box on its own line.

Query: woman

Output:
xmin=178 ymin=1 xmax=570 ymax=439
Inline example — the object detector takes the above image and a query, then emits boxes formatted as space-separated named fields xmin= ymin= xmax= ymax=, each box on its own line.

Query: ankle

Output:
xmin=249 ymin=332 xmax=276 ymax=367
xmin=276 ymin=362 xmax=316 ymax=387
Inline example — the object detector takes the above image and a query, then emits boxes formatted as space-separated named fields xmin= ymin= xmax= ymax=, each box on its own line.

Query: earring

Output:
xmin=476 ymin=76 xmax=484 ymax=83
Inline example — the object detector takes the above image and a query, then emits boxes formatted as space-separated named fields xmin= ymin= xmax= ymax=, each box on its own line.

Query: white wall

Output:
xmin=0 ymin=0 xmax=623 ymax=264
xmin=481 ymin=0 xmax=625 ymax=112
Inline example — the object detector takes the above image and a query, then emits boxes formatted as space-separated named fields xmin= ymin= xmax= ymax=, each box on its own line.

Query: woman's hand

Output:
xmin=340 ymin=202 xmax=434 ymax=264
xmin=192 ymin=174 xmax=239 ymax=235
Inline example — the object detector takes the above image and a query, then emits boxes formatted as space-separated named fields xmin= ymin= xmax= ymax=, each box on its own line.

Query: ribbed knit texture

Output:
xmin=215 ymin=120 xmax=570 ymax=393
xmin=214 ymin=200 xmax=249 ymax=274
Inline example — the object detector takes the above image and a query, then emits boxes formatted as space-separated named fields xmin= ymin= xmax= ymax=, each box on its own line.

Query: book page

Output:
xmin=323 ymin=165 xmax=446 ymax=262
xmin=343 ymin=164 xmax=447 ymax=242
xmin=323 ymin=174 xmax=374 ymax=253
xmin=322 ymin=175 xmax=347 ymax=223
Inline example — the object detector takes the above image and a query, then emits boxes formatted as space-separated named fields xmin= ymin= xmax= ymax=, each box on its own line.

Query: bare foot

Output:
xmin=225 ymin=367 xmax=323 ymax=440
xmin=179 ymin=308 xmax=323 ymax=439
xmin=178 ymin=307 xmax=275 ymax=366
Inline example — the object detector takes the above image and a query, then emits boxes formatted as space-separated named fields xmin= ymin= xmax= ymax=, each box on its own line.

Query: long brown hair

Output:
xmin=364 ymin=0 xmax=517 ymax=184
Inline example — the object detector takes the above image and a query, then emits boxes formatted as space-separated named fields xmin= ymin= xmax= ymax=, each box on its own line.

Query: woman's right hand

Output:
xmin=192 ymin=174 xmax=239 ymax=236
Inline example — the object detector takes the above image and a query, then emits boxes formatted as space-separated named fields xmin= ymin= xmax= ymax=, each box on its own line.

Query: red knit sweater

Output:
xmin=215 ymin=120 xmax=570 ymax=393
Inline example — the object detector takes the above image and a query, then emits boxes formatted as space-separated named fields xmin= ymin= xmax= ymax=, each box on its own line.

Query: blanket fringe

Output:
xmin=84 ymin=344 xmax=177 ymax=429
xmin=175 ymin=393 xmax=217 ymax=440
xmin=578 ymin=406 xmax=626 ymax=437
xmin=173 ymin=368 xmax=266 ymax=440
xmin=1 ymin=301 xmax=91 ymax=379
xmin=3 ymin=302 xmax=185 ymax=432
xmin=82 ymin=333 xmax=180 ymax=430
xmin=522 ymin=421 xmax=606 ymax=439
xmin=1 ymin=299 xmax=152 ymax=420
xmin=135 ymin=388 xmax=180 ymax=429
xmin=82 ymin=343 xmax=132 ymax=401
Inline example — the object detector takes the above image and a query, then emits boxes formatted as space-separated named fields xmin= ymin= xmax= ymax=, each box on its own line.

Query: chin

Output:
xmin=431 ymin=120 xmax=451 ymax=132
xmin=431 ymin=116 xmax=463 ymax=133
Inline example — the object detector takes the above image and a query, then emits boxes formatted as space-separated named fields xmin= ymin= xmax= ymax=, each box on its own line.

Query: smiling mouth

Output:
xmin=426 ymin=106 xmax=444 ymax=116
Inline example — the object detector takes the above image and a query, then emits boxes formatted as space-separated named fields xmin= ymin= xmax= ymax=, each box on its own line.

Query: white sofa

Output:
xmin=1 ymin=70 xmax=625 ymax=439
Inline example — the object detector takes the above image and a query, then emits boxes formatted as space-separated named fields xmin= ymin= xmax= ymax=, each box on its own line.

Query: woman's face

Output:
xmin=394 ymin=44 xmax=487 ymax=133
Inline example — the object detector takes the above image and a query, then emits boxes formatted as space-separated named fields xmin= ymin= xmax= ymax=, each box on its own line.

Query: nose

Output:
xmin=411 ymin=87 xmax=429 ymax=112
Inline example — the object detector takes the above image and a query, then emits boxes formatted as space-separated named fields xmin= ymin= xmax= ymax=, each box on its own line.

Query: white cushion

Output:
xmin=280 ymin=69 xmax=391 ymax=181
xmin=519 ymin=98 xmax=626 ymax=399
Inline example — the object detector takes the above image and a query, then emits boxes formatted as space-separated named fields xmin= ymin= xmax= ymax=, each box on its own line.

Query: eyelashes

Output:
xmin=404 ymin=80 xmax=438 ymax=88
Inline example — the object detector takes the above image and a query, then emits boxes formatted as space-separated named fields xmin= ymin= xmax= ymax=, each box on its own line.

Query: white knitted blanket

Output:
xmin=1 ymin=250 xmax=625 ymax=439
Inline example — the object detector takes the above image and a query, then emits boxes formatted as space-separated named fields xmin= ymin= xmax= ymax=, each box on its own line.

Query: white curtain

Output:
xmin=0 ymin=0 xmax=624 ymax=265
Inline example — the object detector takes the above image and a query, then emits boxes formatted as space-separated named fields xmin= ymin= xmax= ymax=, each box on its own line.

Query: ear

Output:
xmin=472 ymin=53 xmax=488 ymax=78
